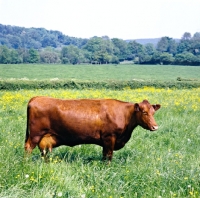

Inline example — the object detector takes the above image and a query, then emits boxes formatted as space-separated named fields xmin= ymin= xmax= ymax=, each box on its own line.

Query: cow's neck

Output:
xmin=130 ymin=111 xmax=139 ymax=129
xmin=117 ymin=109 xmax=138 ymax=145
xmin=126 ymin=113 xmax=138 ymax=139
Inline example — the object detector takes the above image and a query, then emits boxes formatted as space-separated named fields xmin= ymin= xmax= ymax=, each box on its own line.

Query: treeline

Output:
xmin=0 ymin=24 xmax=200 ymax=65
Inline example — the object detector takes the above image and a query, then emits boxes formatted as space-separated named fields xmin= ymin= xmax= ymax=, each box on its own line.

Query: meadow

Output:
xmin=0 ymin=64 xmax=200 ymax=81
xmin=1 ymin=64 xmax=200 ymax=90
xmin=0 ymin=87 xmax=200 ymax=198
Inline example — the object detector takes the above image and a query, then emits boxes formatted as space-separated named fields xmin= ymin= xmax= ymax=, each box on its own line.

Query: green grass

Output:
xmin=0 ymin=64 xmax=200 ymax=197
xmin=0 ymin=88 xmax=200 ymax=197
xmin=0 ymin=64 xmax=200 ymax=81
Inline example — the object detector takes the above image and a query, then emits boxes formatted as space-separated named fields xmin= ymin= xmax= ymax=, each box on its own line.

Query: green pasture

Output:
xmin=0 ymin=64 xmax=200 ymax=197
xmin=0 ymin=88 xmax=200 ymax=198
xmin=0 ymin=64 xmax=200 ymax=81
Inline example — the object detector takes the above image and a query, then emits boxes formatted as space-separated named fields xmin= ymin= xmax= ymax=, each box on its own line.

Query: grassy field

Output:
xmin=0 ymin=64 xmax=200 ymax=197
xmin=0 ymin=64 xmax=200 ymax=81
xmin=0 ymin=88 xmax=200 ymax=198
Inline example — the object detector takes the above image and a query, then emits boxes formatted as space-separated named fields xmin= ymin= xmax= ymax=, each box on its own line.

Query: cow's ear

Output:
xmin=152 ymin=104 xmax=161 ymax=111
xmin=134 ymin=103 xmax=140 ymax=112
xmin=143 ymin=99 xmax=149 ymax=103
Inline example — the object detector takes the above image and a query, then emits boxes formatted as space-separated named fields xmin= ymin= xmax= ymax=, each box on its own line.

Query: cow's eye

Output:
xmin=142 ymin=111 xmax=147 ymax=115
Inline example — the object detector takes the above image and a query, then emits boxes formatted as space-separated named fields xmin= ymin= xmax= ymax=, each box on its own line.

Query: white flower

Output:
xmin=25 ymin=174 xmax=29 ymax=178
xmin=81 ymin=194 xmax=86 ymax=198
xmin=57 ymin=192 xmax=62 ymax=197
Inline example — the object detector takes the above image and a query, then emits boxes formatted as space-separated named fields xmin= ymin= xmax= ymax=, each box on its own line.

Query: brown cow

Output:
xmin=25 ymin=97 xmax=161 ymax=161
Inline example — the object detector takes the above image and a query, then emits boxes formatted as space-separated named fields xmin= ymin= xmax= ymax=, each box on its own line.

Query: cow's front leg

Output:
xmin=102 ymin=135 xmax=116 ymax=162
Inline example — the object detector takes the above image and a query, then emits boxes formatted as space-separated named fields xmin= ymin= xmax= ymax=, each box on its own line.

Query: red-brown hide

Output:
xmin=25 ymin=97 xmax=161 ymax=161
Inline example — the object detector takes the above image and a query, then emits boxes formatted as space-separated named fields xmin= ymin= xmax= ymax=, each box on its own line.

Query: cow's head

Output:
xmin=134 ymin=100 xmax=161 ymax=131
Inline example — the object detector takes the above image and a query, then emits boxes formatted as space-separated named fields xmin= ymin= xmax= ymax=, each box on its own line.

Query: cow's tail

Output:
xmin=25 ymin=105 xmax=30 ymax=143
xmin=24 ymin=104 xmax=32 ymax=154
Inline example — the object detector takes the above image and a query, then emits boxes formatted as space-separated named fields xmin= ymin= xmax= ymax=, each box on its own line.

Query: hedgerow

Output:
xmin=0 ymin=79 xmax=199 ymax=90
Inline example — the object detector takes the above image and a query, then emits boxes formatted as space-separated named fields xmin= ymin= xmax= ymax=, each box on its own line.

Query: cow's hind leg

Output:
xmin=24 ymin=137 xmax=38 ymax=158
xmin=102 ymin=135 xmax=116 ymax=162
xmin=24 ymin=137 xmax=37 ymax=154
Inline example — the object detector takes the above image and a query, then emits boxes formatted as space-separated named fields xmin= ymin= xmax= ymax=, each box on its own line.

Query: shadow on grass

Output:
xmin=57 ymin=151 xmax=102 ymax=164
xmin=30 ymin=146 xmax=103 ymax=164
xmin=29 ymin=146 xmax=137 ymax=165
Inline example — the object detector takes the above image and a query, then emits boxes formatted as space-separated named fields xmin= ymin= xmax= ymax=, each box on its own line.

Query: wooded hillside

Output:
xmin=0 ymin=24 xmax=200 ymax=66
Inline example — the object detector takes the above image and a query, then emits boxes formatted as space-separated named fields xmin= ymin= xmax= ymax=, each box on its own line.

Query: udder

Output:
xmin=38 ymin=134 xmax=58 ymax=157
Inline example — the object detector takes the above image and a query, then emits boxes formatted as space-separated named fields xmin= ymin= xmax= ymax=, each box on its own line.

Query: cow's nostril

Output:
xmin=152 ymin=126 xmax=158 ymax=130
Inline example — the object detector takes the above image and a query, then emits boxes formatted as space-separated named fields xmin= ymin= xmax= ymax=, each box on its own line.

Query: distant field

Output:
xmin=0 ymin=64 xmax=200 ymax=81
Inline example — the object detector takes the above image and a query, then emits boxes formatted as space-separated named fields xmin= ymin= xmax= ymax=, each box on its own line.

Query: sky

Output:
xmin=0 ymin=0 xmax=200 ymax=40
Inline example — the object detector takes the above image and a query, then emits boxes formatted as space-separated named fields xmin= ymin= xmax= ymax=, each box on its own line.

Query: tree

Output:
xmin=182 ymin=32 xmax=191 ymax=40
xmin=29 ymin=39 xmax=42 ymax=49
xmin=193 ymin=32 xmax=200 ymax=40
xmin=82 ymin=50 xmax=93 ymax=63
xmin=16 ymin=48 xmax=29 ymax=63
xmin=42 ymin=35 xmax=57 ymax=48
xmin=40 ymin=48 xmax=61 ymax=63
xmin=83 ymin=36 xmax=114 ymax=64
xmin=110 ymin=55 xmax=119 ymax=64
xmin=134 ymin=52 xmax=150 ymax=64
xmin=127 ymin=41 xmax=144 ymax=61
xmin=10 ymin=49 xmax=22 ymax=63
xmin=111 ymin=38 xmax=128 ymax=61
xmin=83 ymin=36 xmax=114 ymax=54
xmin=157 ymin=37 xmax=169 ymax=52
xmin=177 ymin=40 xmax=192 ymax=54
xmin=127 ymin=41 xmax=144 ymax=54
xmin=151 ymin=51 xmax=162 ymax=64
xmin=145 ymin=43 xmax=155 ymax=55
xmin=0 ymin=45 xmax=11 ymax=63
xmin=168 ymin=39 xmax=177 ymax=55
xmin=191 ymin=33 xmax=200 ymax=55
xmin=97 ymin=52 xmax=112 ymax=64
xmin=157 ymin=37 xmax=177 ymax=54
xmin=194 ymin=55 xmax=200 ymax=66
xmin=0 ymin=35 xmax=10 ymax=47
xmin=174 ymin=52 xmax=196 ymax=65
xmin=28 ymin=48 xmax=39 ymax=63
xmin=7 ymin=35 xmax=22 ymax=49
xmin=61 ymin=45 xmax=85 ymax=64
xmin=160 ymin=52 xmax=174 ymax=65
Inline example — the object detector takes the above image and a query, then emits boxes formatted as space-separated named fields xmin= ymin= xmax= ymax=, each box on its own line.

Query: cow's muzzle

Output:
xmin=150 ymin=125 xmax=158 ymax=131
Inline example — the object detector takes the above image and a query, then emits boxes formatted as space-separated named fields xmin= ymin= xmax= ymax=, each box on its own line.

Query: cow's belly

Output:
xmin=47 ymin=123 xmax=103 ymax=147
xmin=48 ymin=111 xmax=105 ymax=144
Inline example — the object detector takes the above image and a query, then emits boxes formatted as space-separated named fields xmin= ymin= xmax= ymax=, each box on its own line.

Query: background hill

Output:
xmin=0 ymin=24 xmax=165 ymax=49
xmin=127 ymin=38 xmax=161 ymax=46
xmin=0 ymin=24 xmax=88 ymax=49
xmin=127 ymin=38 xmax=180 ymax=46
